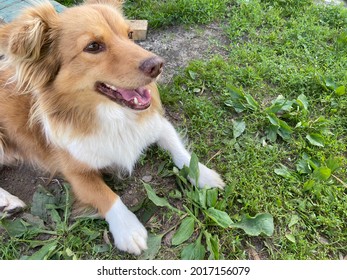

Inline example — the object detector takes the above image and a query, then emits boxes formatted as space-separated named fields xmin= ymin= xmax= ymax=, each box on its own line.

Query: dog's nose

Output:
xmin=139 ymin=56 xmax=164 ymax=78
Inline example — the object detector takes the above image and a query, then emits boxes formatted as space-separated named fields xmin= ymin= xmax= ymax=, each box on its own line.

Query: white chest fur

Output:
xmin=44 ymin=104 xmax=163 ymax=172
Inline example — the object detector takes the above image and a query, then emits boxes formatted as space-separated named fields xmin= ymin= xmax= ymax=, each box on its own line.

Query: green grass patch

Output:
xmin=56 ymin=0 xmax=80 ymax=6
xmin=123 ymin=0 xmax=230 ymax=28
xmin=157 ymin=0 xmax=347 ymax=259
xmin=57 ymin=0 xmax=230 ymax=28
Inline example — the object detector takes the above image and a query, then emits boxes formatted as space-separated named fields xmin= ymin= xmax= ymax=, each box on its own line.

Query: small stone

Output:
xmin=142 ymin=175 xmax=153 ymax=183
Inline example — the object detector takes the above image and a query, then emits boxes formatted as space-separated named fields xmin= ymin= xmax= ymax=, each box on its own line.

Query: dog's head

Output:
xmin=0 ymin=0 xmax=164 ymax=111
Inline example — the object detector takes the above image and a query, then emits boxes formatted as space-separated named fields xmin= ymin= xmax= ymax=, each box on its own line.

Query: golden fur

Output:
xmin=0 ymin=0 xmax=164 ymax=214
xmin=0 ymin=0 xmax=224 ymax=255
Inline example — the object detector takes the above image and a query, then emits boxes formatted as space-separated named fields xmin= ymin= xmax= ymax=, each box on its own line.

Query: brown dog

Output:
xmin=0 ymin=0 xmax=224 ymax=255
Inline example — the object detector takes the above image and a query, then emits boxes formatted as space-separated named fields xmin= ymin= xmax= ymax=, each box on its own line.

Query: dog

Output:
xmin=0 ymin=0 xmax=225 ymax=255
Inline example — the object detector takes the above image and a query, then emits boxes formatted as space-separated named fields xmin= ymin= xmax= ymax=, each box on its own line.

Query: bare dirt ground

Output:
xmin=0 ymin=22 xmax=229 ymax=212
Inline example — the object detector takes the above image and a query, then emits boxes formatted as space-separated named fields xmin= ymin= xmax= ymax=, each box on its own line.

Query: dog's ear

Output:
xmin=0 ymin=3 xmax=61 ymax=91
xmin=84 ymin=0 xmax=123 ymax=8
xmin=0 ymin=3 xmax=59 ymax=60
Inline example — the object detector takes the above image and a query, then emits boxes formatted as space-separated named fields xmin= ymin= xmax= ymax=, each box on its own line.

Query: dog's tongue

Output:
xmin=117 ymin=87 xmax=151 ymax=104
xmin=97 ymin=83 xmax=152 ymax=110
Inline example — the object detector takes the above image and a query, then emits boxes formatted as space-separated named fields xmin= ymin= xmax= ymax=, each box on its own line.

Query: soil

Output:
xmin=0 ymin=22 xmax=229 ymax=211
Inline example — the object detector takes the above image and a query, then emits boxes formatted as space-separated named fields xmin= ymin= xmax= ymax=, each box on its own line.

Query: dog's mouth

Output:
xmin=96 ymin=82 xmax=151 ymax=110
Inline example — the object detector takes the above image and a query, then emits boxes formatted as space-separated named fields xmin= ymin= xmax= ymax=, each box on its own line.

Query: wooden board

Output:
xmin=127 ymin=20 xmax=148 ymax=41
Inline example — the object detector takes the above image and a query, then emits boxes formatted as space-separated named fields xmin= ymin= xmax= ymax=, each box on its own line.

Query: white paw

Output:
xmin=193 ymin=163 xmax=225 ymax=189
xmin=105 ymin=198 xmax=147 ymax=255
xmin=0 ymin=188 xmax=26 ymax=215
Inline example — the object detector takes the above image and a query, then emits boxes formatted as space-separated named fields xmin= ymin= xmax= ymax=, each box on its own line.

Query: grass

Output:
xmin=0 ymin=0 xmax=346 ymax=260
xmin=57 ymin=0 xmax=230 ymax=27
xmin=123 ymin=0 xmax=230 ymax=28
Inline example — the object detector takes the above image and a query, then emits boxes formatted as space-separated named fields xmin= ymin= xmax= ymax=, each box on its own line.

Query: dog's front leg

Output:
xmin=157 ymin=118 xmax=225 ymax=189
xmin=0 ymin=188 xmax=26 ymax=216
xmin=62 ymin=163 xmax=147 ymax=255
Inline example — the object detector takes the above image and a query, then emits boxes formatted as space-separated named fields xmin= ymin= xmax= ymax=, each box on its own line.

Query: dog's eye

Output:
xmin=84 ymin=42 xmax=105 ymax=54
xmin=128 ymin=31 xmax=133 ymax=40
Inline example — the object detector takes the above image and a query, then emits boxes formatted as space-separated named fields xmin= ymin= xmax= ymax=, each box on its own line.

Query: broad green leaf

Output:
xmin=224 ymin=100 xmax=246 ymax=113
xmin=277 ymin=122 xmax=292 ymax=141
xmin=205 ymin=208 xmax=233 ymax=228
xmin=65 ymin=248 xmax=78 ymax=260
xmin=279 ymin=100 xmax=294 ymax=112
xmin=303 ymin=179 xmax=315 ymax=192
xmin=274 ymin=164 xmax=294 ymax=179
xmin=267 ymin=113 xmax=280 ymax=126
xmin=295 ymin=121 xmax=302 ymax=128
xmin=325 ymin=78 xmax=337 ymax=90
xmin=266 ymin=125 xmax=278 ymax=142
xmin=244 ymin=93 xmax=259 ymax=111
xmin=82 ymin=227 xmax=100 ymax=242
xmin=316 ymin=75 xmax=333 ymax=91
xmin=224 ymin=182 xmax=234 ymax=199
xmin=22 ymin=213 xmax=45 ymax=229
xmin=172 ymin=217 xmax=195 ymax=246
xmin=188 ymin=70 xmax=197 ymax=80
xmin=0 ymin=219 xmax=27 ymax=237
xmin=174 ymin=166 xmax=188 ymax=185
xmin=227 ymin=84 xmax=245 ymax=99
xmin=198 ymin=189 xmax=207 ymax=209
xmin=232 ymin=119 xmax=246 ymax=139
xmin=335 ymin=85 xmax=346 ymax=96
xmin=31 ymin=186 xmax=57 ymax=220
xmin=277 ymin=129 xmax=291 ymax=141
xmin=204 ymin=231 xmax=220 ymax=260
xmin=308 ymin=158 xmax=320 ymax=170
xmin=93 ymin=244 xmax=111 ymax=254
xmin=306 ymin=133 xmax=324 ymax=147
xmin=267 ymin=95 xmax=285 ymax=113
xmin=138 ymin=201 xmax=158 ymax=224
xmin=296 ymin=94 xmax=309 ymax=110
xmin=296 ymin=159 xmax=312 ymax=174
xmin=326 ymin=157 xmax=341 ymax=172
xmin=181 ymin=236 xmax=206 ymax=260
xmin=140 ymin=233 xmax=163 ymax=260
xmin=27 ymin=240 xmax=57 ymax=260
xmin=143 ymin=183 xmax=179 ymax=213
xmin=225 ymin=85 xmax=247 ymax=113
xmin=288 ymin=215 xmax=300 ymax=227
xmin=279 ymin=120 xmax=293 ymax=133
xmin=48 ymin=207 xmax=62 ymax=226
xmin=266 ymin=102 xmax=286 ymax=114
xmin=314 ymin=116 xmax=328 ymax=125
xmin=313 ymin=166 xmax=331 ymax=181
xmin=189 ymin=153 xmax=200 ymax=186
xmin=206 ymin=188 xmax=218 ymax=208
xmin=232 ymin=213 xmax=274 ymax=236
xmin=285 ymin=233 xmax=296 ymax=243
xmin=168 ymin=189 xmax=182 ymax=199
xmin=267 ymin=95 xmax=293 ymax=113
xmin=185 ymin=190 xmax=200 ymax=207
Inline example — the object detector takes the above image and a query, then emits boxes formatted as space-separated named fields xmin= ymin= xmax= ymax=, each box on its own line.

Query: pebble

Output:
xmin=142 ymin=175 xmax=153 ymax=183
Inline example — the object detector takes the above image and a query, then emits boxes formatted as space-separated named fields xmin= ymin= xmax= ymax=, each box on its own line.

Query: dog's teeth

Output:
xmin=134 ymin=97 xmax=139 ymax=105
xmin=105 ymin=83 xmax=117 ymax=91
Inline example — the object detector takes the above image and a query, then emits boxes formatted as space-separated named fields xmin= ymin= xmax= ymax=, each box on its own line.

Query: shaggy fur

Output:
xmin=0 ymin=0 xmax=224 ymax=255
